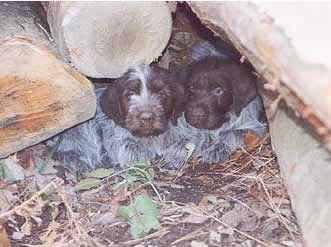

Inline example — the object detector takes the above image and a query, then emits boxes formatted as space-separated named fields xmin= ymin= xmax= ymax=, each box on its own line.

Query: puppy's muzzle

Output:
xmin=185 ymin=103 xmax=208 ymax=127
xmin=139 ymin=111 xmax=154 ymax=125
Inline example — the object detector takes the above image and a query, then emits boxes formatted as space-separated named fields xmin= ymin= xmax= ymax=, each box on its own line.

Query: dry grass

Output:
xmin=0 ymin=132 xmax=303 ymax=247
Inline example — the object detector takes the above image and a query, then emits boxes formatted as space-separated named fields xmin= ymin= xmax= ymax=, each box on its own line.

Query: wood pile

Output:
xmin=0 ymin=2 xmax=173 ymax=158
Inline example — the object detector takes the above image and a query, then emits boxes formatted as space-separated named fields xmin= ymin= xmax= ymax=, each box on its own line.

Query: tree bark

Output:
xmin=0 ymin=2 xmax=96 ymax=158
xmin=46 ymin=2 xmax=173 ymax=78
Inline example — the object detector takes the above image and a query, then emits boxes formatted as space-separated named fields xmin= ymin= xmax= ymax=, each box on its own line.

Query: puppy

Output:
xmin=184 ymin=41 xmax=258 ymax=130
xmin=175 ymin=41 xmax=266 ymax=164
xmin=48 ymin=64 xmax=188 ymax=170
xmin=101 ymin=65 xmax=186 ymax=137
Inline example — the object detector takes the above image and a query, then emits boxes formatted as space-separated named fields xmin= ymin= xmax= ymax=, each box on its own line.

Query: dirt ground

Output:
xmin=0 ymin=3 xmax=303 ymax=247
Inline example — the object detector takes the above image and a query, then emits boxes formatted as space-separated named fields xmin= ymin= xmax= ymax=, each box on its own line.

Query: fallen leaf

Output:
xmin=91 ymin=212 xmax=120 ymax=225
xmin=0 ymin=182 xmax=19 ymax=212
xmin=207 ymin=195 xmax=217 ymax=204
xmin=181 ymin=206 xmax=209 ymax=224
xmin=244 ymin=131 xmax=261 ymax=150
xmin=221 ymin=204 xmax=257 ymax=231
xmin=74 ymin=178 xmax=101 ymax=191
xmin=199 ymin=196 xmax=209 ymax=209
xmin=181 ymin=213 xmax=209 ymax=224
xmin=110 ymin=185 xmax=128 ymax=217
xmin=114 ymin=184 xmax=128 ymax=202
xmin=0 ymin=157 xmax=25 ymax=182
xmin=87 ymin=168 xmax=114 ymax=179
xmin=196 ymin=175 xmax=213 ymax=187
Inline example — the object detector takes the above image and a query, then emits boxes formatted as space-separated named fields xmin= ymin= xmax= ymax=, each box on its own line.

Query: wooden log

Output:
xmin=186 ymin=2 xmax=331 ymax=246
xmin=187 ymin=2 xmax=331 ymax=151
xmin=46 ymin=2 xmax=173 ymax=78
xmin=262 ymin=95 xmax=331 ymax=247
xmin=0 ymin=2 xmax=96 ymax=158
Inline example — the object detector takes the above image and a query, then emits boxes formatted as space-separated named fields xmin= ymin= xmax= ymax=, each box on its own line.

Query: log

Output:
xmin=46 ymin=2 xmax=173 ymax=78
xmin=188 ymin=2 xmax=331 ymax=151
xmin=262 ymin=95 xmax=331 ymax=247
xmin=187 ymin=2 xmax=331 ymax=246
xmin=0 ymin=2 xmax=96 ymax=158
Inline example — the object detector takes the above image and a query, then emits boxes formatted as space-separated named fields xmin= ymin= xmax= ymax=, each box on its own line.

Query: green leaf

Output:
xmin=207 ymin=195 xmax=218 ymax=204
xmin=126 ymin=174 xmax=139 ymax=184
xmin=145 ymin=167 xmax=155 ymax=182
xmin=74 ymin=178 xmax=101 ymax=191
xmin=185 ymin=143 xmax=196 ymax=161
xmin=141 ymin=215 xmax=161 ymax=233
xmin=130 ymin=216 xmax=145 ymax=239
xmin=216 ymin=199 xmax=231 ymax=208
xmin=0 ymin=163 xmax=13 ymax=182
xmin=135 ymin=195 xmax=160 ymax=217
xmin=129 ymin=161 xmax=151 ymax=168
xmin=87 ymin=168 xmax=114 ymax=178
xmin=118 ymin=206 xmax=135 ymax=220
xmin=112 ymin=179 xmax=128 ymax=191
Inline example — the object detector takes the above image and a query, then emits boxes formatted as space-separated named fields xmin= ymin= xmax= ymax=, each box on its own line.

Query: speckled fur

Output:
xmin=48 ymin=42 xmax=265 ymax=170
xmin=177 ymin=96 xmax=265 ymax=164
xmin=48 ymin=88 xmax=189 ymax=171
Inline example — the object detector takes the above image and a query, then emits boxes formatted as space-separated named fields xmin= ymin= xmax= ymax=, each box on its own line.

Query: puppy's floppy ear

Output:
xmin=100 ymin=82 xmax=125 ymax=126
xmin=169 ymin=67 xmax=189 ymax=125
xmin=230 ymin=64 xmax=257 ymax=116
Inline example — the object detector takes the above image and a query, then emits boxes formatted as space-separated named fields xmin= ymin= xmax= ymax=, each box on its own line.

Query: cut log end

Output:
xmin=0 ymin=38 xmax=96 ymax=158
xmin=47 ymin=2 xmax=173 ymax=78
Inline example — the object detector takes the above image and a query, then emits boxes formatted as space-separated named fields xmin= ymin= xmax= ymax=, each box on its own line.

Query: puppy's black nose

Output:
xmin=140 ymin=112 xmax=153 ymax=122
xmin=191 ymin=107 xmax=205 ymax=118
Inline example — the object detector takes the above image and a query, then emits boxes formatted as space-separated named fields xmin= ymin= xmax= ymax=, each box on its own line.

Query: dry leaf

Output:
xmin=181 ymin=206 xmax=209 ymax=224
xmin=181 ymin=213 xmax=209 ymax=224
xmin=196 ymin=175 xmax=214 ymax=187
xmin=244 ymin=131 xmax=261 ymax=150
xmin=114 ymin=184 xmax=128 ymax=202
xmin=0 ymin=182 xmax=19 ymax=213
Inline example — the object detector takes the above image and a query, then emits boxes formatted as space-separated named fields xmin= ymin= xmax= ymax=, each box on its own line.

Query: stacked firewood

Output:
xmin=0 ymin=2 xmax=173 ymax=158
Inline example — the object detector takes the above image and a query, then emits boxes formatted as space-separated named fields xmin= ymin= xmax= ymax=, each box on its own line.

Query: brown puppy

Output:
xmin=183 ymin=52 xmax=257 ymax=130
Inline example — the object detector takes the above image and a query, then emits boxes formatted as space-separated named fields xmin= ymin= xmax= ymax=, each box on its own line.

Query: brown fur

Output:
xmin=100 ymin=65 xmax=186 ymax=137
xmin=183 ymin=57 xmax=257 ymax=130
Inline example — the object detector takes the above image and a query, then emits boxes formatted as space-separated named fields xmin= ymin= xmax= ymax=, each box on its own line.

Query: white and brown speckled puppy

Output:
xmin=48 ymin=64 xmax=188 ymax=171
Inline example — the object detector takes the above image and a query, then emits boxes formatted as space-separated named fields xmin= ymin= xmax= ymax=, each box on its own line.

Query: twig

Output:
xmin=123 ymin=227 xmax=169 ymax=245
xmin=163 ymin=201 xmax=270 ymax=246
xmin=56 ymin=183 xmax=91 ymax=240
xmin=0 ymin=179 xmax=61 ymax=218
xmin=149 ymin=182 xmax=163 ymax=203
xmin=171 ymin=226 xmax=209 ymax=245
xmin=258 ymin=177 xmax=296 ymax=240
xmin=205 ymin=211 xmax=270 ymax=246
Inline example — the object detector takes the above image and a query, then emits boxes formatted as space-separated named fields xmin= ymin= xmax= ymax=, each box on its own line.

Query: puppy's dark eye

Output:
xmin=126 ymin=91 xmax=135 ymax=98
xmin=214 ymin=87 xmax=224 ymax=96
xmin=159 ymin=91 xmax=167 ymax=99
